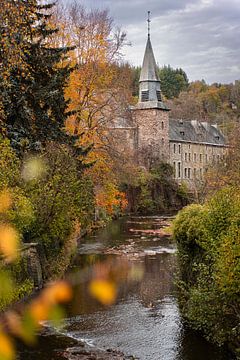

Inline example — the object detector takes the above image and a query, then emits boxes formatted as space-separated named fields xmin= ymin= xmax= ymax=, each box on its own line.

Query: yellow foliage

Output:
xmin=0 ymin=331 xmax=15 ymax=360
xmin=0 ymin=225 xmax=19 ymax=262
xmin=29 ymin=300 xmax=50 ymax=323
xmin=89 ymin=280 xmax=116 ymax=306
xmin=42 ymin=281 xmax=73 ymax=304
xmin=0 ymin=190 xmax=12 ymax=213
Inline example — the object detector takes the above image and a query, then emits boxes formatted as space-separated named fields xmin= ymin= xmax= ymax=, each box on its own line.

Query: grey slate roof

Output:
xmin=139 ymin=37 xmax=160 ymax=83
xmin=169 ymin=119 xmax=226 ymax=146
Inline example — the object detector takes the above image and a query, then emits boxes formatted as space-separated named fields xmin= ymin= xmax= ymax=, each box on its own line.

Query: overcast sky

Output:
xmin=69 ymin=0 xmax=240 ymax=84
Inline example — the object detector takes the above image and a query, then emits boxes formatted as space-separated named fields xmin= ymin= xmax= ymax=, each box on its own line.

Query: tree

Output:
xmin=0 ymin=1 xmax=75 ymax=152
xmin=129 ymin=64 xmax=189 ymax=99
xmin=158 ymin=65 xmax=189 ymax=99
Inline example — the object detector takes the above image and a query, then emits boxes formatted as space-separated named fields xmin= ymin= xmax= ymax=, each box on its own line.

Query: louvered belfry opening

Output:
xmin=141 ymin=90 xmax=149 ymax=102
xmin=156 ymin=90 xmax=161 ymax=102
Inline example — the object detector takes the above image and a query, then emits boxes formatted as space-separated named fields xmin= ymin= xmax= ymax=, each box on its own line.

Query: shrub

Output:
xmin=26 ymin=143 xmax=95 ymax=257
xmin=173 ymin=187 xmax=240 ymax=353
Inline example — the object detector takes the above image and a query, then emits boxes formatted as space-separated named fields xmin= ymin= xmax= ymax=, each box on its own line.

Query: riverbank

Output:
xmin=17 ymin=215 xmax=232 ymax=360
xmin=173 ymin=188 xmax=240 ymax=359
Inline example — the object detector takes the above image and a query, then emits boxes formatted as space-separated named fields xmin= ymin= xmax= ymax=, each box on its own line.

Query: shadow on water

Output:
xmin=18 ymin=216 xmax=233 ymax=360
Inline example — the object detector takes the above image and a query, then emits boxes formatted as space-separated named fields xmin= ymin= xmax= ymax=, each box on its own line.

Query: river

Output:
xmin=18 ymin=216 xmax=232 ymax=360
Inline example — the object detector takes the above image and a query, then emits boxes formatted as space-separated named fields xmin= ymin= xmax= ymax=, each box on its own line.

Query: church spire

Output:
xmin=138 ymin=11 xmax=162 ymax=103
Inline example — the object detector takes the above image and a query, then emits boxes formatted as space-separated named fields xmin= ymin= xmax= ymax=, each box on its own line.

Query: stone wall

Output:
xmin=133 ymin=108 xmax=170 ymax=167
xmin=22 ymin=243 xmax=45 ymax=289
xmin=170 ymin=140 xmax=227 ymax=185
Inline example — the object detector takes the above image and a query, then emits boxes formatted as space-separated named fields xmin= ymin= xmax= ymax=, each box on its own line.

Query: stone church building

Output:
xmin=112 ymin=31 xmax=227 ymax=186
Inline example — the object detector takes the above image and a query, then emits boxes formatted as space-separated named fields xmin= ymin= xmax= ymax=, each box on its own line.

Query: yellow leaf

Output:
xmin=89 ymin=280 xmax=116 ymax=306
xmin=0 ymin=332 xmax=15 ymax=360
xmin=43 ymin=281 xmax=72 ymax=304
xmin=29 ymin=300 xmax=50 ymax=323
xmin=0 ymin=225 xmax=19 ymax=262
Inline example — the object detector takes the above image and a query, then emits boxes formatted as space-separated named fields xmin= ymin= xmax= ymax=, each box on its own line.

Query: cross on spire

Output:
xmin=147 ymin=11 xmax=151 ymax=38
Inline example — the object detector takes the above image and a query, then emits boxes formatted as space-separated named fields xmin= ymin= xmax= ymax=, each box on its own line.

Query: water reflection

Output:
xmin=18 ymin=216 xmax=232 ymax=360
xmin=61 ymin=216 xmax=230 ymax=360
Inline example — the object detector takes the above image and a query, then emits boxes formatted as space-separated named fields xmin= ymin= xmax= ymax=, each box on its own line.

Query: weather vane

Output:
xmin=147 ymin=11 xmax=151 ymax=38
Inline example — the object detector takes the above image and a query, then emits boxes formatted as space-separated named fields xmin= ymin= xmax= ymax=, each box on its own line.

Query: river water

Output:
xmin=18 ymin=216 xmax=232 ymax=360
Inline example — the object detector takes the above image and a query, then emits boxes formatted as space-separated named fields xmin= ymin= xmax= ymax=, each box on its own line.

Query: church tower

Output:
xmin=133 ymin=11 xmax=170 ymax=167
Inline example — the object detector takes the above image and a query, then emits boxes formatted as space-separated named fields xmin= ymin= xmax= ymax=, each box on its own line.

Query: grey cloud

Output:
xmin=66 ymin=0 xmax=240 ymax=83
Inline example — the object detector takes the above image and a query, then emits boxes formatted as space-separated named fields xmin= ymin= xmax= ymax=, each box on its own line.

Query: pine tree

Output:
xmin=0 ymin=1 xmax=75 ymax=153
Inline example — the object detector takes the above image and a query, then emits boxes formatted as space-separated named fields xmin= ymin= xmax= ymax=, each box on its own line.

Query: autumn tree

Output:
xmin=167 ymin=80 xmax=240 ymax=129
xmin=50 ymin=1 xmax=133 ymax=214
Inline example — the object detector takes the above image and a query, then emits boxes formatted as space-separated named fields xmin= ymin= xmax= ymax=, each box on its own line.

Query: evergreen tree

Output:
xmin=0 ymin=1 xmax=75 ymax=153
xmin=130 ymin=64 xmax=189 ymax=100
xmin=158 ymin=65 xmax=189 ymax=99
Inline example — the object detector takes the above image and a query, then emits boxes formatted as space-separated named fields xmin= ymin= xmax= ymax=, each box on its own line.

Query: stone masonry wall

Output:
xmin=133 ymin=108 xmax=170 ymax=167
xmin=170 ymin=140 xmax=227 ymax=185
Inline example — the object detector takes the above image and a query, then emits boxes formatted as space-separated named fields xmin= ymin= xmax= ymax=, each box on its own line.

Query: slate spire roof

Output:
xmin=139 ymin=36 xmax=160 ymax=83
xmin=135 ymin=12 xmax=169 ymax=110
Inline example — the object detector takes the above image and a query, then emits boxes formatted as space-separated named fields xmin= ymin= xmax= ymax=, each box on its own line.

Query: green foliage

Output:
xmin=130 ymin=64 xmax=189 ymax=99
xmin=7 ymin=188 xmax=35 ymax=234
xmin=0 ymin=137 xmax=34 ymax=234
xmin=173 ymin=187 xmax=240 ymax=353
xmin=159 ymin=65 xmax=189 ymax=99
xmin=0 ymin=1 xmax=74 ymax=152
xmin=126 ymin=162 xmax=189 ymax=214
xmin=26 ymin=143 xmax=95 ymax=257
xmin=0 ymin=137 xmax=20 ymax=188
xmin=0 ymin=256 xmax=34 ymax=311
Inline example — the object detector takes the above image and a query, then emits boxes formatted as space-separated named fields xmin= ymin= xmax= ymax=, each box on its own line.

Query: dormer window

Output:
xmin=141 ymin=90 xmax=149 ymax=102
xmin=180 ymin=131 xmax=185 ymax=137
xmin=215 ymin=135 xmax=220 ymax=140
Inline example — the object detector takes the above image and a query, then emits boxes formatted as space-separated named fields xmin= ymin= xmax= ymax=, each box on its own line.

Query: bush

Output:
xmin=126 ymin=162 xmax=189 ymax=214
xmin=173 ymin=187 xmax=240 ymax=354
xmin=26 ymin=143 xmax=95 ymax=257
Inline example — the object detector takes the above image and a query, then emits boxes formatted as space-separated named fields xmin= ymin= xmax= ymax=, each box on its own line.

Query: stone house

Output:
xmin=111 ymin=32 xmax=227 ymax=186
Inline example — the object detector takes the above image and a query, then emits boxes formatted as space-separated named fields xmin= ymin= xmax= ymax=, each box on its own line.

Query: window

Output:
xmin=161 ymin=121 xmax=164 ymax=130
xmin=185 ymin=153 xmax=187 ymax=162
xmin=173 ymin=162 xmax=176 ymax=178
xmin=178 ymin=144 xmax=181 ymax=154
xmin=194 ymin=153 xmax=197 ymax=162
xmin=184 ymin=168 xmax=188 ymax=178
xmin=141 ymin=90 xmax=149 ymax=102
xmin=189 ymin=153 xmax=191 ymax=161
xmin=156 ymin=90 xmax=161 ymax=101
xmin=194 ymin=168 xmax=196 ymax=178
xmin=205 ymin=154 xmax=208 ymax=163
xmin=178 ymin=162 xmax=181 ymax=178
xmin=200 ymin=168 xmax=203 ymax=178
xmin=188 ymin=168 xmax=191 ymax=179
xmin=200 ymin=154 xmax=202 ymax=163
xmin=174 ymin=144 xmax=176 ymax=153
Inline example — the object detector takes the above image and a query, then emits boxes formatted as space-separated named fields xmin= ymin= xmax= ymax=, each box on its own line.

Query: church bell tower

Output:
xmin=133 ymin=11 xmax=170 ymax=167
